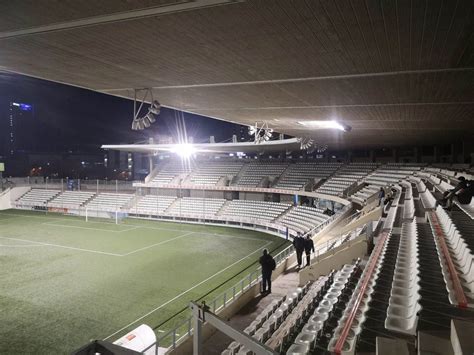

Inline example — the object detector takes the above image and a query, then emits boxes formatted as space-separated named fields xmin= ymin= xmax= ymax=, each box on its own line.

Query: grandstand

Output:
xmin=1 ymin=1 xmax=473 ymax=354
xmin=4 ymin=164 xmax=474 ymax=355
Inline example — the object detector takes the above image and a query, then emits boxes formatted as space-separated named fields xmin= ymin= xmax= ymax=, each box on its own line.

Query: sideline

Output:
xmin=103 ymin=240 xmax=273 ymax=340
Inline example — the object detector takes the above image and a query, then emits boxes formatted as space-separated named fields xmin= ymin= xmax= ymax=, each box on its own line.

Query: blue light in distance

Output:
xmin=12 ymin=102 xmax=33 ymax=111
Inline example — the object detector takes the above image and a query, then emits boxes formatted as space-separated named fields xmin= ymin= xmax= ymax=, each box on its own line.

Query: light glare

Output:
xmin=172 ymin=144 xmax=196 ymax=158
xmin=298 ymin=120 xmax=346 ymax=131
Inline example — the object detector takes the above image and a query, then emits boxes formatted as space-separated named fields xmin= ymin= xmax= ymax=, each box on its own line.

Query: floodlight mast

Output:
xmin=131 ymin=88 xmax=161 ymax=130
xmin=248 ymin=121 xmax=273 ymax=144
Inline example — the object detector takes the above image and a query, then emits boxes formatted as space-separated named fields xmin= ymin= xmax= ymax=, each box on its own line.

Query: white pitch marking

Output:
xmin=0 ymin=236 xmax=123 ymax=257
xmin=0 ymin=244 xmax=46 ymax=248
xmin=103 ymin=240 xmax=273 ymax=340
xmin=42 ymin=222 xmax=130 ymax=233
xmin=118 ymin=226 xmax=140 ymax=233
xmin=122 ymin=232 xmax=194 ymax=256
xmin=126 ymin=224 xmax=265 ymax=242
xmin=1 ymin=212 xmax=268 ymax=243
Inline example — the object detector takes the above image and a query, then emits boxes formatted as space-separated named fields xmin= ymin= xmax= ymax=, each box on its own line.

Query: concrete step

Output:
xmin=418 ymin=330 xmax=454 ymax=355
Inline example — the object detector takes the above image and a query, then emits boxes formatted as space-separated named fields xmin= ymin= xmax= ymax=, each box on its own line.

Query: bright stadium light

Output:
xmin=172 ymin=143 xmax=196 ymax=158
xmin=298 ymin=120 xmax=351 ymax=132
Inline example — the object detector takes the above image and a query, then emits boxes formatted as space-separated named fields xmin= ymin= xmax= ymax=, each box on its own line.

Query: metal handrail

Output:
xmin=333 ymin=229 xmax=390 ymax=354
xmin=428 ymin=211 xmax=468 ymax=308
xmin=152 ymin=209 xmax=356 ymax=351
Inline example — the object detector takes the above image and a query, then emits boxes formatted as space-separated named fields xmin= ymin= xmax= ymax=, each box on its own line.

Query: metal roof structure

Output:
xmin=102 ymin=137 xmax=304 ymax=154
xmin=1 ymin=0 xmax=473 ymax=148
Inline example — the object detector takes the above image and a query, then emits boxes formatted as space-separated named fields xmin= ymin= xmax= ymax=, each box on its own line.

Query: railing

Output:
xmin=147 ymin=224 xmax=360 ymax=352
xmin=7 ymin=177 xmax=136 ymax=193
xmin=428 ymin=211 xmax=468 ymax=308
xmin=333 ymin=229 xmax=390 ymax=354
xmin=149 ymin=243 xmax=295 ymax=351
xmin=134 ymin=181 xmax=352 ymax=206
xmin=141 ymin=206 xmax=353 ymax=352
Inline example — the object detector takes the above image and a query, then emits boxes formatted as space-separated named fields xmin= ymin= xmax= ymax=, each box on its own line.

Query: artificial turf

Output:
xmin=0 ymin=209 xmax=289 ymax=354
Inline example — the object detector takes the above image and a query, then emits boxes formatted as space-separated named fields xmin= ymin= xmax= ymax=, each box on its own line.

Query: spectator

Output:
xmin=378 ymin=187 xmax=385 ymax=206
xmin=442 ymin=176 xmax=473 ymax=210
xmin=259 ymin=249 xmax=276 ymax=294
xmin=304 ymin=235 xmax=315 ymax=267
xmin=293 ymin=233 xmax=305 ymax=269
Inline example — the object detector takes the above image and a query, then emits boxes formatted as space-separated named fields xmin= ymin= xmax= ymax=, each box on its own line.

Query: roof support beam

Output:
xmin=0 ymin=0 xmax=242 ymax=40
xmin=100 ymin=67 xmax=474 ymax=91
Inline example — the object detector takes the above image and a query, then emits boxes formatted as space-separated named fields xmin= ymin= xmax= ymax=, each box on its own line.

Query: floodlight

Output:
xmin=248 ymin=126 xmax=257 ymax=135
xmin=131 ymin=90 xmax=162 ymax=130
xmin=147 ymin=112 xmax=156 ymax=123
xmin=264 ymin=129 xmax=273 ymax=141
xmin=143 ymin=116 xmax=151 ymax=128
xmin=149 ymin=100 xmax=161 ymax=115
xmin=172 ymin=143 xmax=196 ymax=158
xmin=298 ymin=120 xmax=351 ymax=132
xmin=132 ymin=117 xmax=141 ymax=130
xmin=299 ymin=137 xmax=314 ymax=150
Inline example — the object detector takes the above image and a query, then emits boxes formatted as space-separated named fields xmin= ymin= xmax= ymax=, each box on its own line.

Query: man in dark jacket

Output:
xmin=378 ymin=187 xmax=385 ymax=206
xmin=293 ymin=233 xmax=305 ymax=269
xmin=304 ymin=235 xmax=315 ymax=267
xmin=259 ymin=249 xmax=276 ymax=294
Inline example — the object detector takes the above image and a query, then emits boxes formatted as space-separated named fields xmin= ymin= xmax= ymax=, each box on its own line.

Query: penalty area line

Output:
xmin=103 ymin=240 xmax=273 ymax=341
xmin=0 ymin=236 xmax=123 ymax=257
xmin=122 ymin=231 xmax=194 ymax=256
xmin=42 ymin=222 xmax=131 ymax=233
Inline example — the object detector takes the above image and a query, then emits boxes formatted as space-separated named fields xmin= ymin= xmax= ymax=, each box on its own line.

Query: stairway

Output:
xmin=216 ymin=200 xmax=230 ymax=216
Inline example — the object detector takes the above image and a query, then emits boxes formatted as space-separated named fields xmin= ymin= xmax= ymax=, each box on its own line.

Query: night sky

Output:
xmin=0 ymin=72 xmax=245 ymax=155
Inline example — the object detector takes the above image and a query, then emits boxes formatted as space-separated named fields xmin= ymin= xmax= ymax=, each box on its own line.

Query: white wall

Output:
xmin=0 ymin=186 xmax=30 ymax=210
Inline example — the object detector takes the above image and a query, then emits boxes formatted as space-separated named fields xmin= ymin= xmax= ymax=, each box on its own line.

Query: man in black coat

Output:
xmin=293 ymin=233 xmax=304 ymax=269
xmin=259 ymin=249 xmax=276 ymax=294
xmin=304 ymin=235 xmax=315 ymax=267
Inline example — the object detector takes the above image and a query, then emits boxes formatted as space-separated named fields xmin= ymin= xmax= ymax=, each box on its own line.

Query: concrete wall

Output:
xmin=0 ymin=186 xmax=30 ymax=210
xmin=299 ymin=235 xmax=368 ymax=285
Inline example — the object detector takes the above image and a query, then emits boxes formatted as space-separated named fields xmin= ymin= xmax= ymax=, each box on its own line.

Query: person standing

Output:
xmin=293 ymin=233 xmax=304 ymax=268
xmin=442 ymin=176 xmax=473 ymax=209
xmin=304 ymin=235 xmax=315 ymax=267
xmin=259 ymin=249 xmax=276 ymax=294
xmin=378 ymin=187 xmax=385 ymax=206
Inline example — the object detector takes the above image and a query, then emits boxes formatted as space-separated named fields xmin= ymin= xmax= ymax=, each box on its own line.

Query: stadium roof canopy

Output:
xmin=1 ymin=0 xmax=473 ymax=148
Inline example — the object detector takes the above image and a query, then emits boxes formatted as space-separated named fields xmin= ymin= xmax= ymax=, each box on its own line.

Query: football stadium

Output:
xmin=1 ymin=1 xmax=474 ymax=355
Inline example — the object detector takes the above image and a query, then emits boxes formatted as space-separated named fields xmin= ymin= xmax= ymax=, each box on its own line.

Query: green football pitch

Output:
xmin=0 ymin=209 xmax=289 ymax=354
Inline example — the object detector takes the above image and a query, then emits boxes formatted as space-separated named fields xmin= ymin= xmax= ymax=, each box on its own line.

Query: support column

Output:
xmin=392 ymin=147 xmax=398 ymax=163
xmin=347 ymin=150 xmax=353 ymax=163
xmin=433 ymin=146 xmax=440 ymax=163
xmin=414 ymin=146 xmax=421 ymax=163
xmin=192 ymin=304 xmax=203 ymax=355
xmin=148 ymin=155 xmax=153 ymax=174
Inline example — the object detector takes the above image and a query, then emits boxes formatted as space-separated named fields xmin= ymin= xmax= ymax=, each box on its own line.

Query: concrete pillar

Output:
xmin=414 ymin=146 xmax=421 ymax=163
xmin=462 ymin=138 xmax=474 ymax=164
xmin=392 ymin=147 xmax=398 ymax=163
xmin=369 ymin=150 xmax=375 ymax=163
xmin=434 ymin=146 xmax=440 ymax=163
